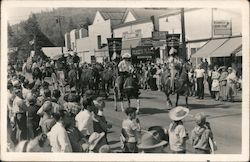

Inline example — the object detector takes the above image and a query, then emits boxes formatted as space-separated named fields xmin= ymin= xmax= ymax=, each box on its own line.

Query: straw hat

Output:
xmin=122 ymin=53 xmax=131 ymax=59
xmin=88 ymin=132 xmax=105 ymax=151
xmin=228 ymin=67 xmax=233 ymax=70
xmin=137 ymin=130 xmax=168 ymax=149
xmin=169 ymin=106 xmax=189 ymax=121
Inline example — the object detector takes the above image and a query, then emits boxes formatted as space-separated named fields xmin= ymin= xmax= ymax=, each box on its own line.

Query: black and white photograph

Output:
xmin=1 ymin=0 xmax=249 ymax=161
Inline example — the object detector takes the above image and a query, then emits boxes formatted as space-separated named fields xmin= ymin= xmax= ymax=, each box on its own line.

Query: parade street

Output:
xmin=103 ymin=89 xmax=242 ymax=154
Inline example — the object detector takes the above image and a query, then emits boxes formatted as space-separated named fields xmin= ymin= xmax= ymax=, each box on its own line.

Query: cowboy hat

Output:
xmin=137 ymin=130 xmax=168 ymax=149
xmin=169 ymin=106 xmax=189 ymax=121
xmin=228 ymin=67 xmax=233 ymax=70
xmin=122 ymin=53 xmax=131 ymax=59
xmin=88 ymin=132 xmax=105 ymax=151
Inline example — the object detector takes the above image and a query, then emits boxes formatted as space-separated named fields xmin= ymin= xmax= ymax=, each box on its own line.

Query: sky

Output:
xmin=7 ymin=8 xmax=54 ymax=25
xmin=7 ymin=7 xmax=241 ymax=26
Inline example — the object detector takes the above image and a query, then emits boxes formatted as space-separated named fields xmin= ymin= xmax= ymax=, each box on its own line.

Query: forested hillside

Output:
xmin=11 ymin=8 xmax=102 ymax=47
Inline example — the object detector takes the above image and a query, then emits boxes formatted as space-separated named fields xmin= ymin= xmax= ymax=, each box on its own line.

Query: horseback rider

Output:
xmin=118 ymin=53 xmax=134 ymax=95
xmin=72 ymin=52 xmax=80 ymax=69
xmin=167 ymin=47 xmax=182 ymax=94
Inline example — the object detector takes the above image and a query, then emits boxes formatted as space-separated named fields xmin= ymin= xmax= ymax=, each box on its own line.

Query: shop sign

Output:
xmin=131 ymin=47 xmax=154 ymax=56
xmin=152 ymin=31 xmax=168 ymax=40
xmin=213 ymin=20 xmax=232 ymax=36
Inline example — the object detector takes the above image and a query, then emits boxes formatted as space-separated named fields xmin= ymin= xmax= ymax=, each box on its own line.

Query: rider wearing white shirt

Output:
xmin=167 ymin=47 xmax=182 ymax=94
xmin=117 ymin=53 xmax=134 ymax=97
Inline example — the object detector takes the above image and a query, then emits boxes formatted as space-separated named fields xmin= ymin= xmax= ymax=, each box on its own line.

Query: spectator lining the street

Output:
xmin=138 ymin=130 xmax=168 ymax=153
xmin=211 ymin=65 xmax=221 ymax=101
xmin=226 ymin=67 xmax=238 ymax=102
xmin=63 ymin=111 xmax=87 ymax=152
xmin=47 ymin=110 xmax=72 ymax=152
xmin=51 ymin=89 xmax=63 ymax=113
xmin=63 ymin=93 xmax=81 ymax=116
xmin=168 ymin=106 xmax=189 ymax=154
xmin=219 ymin=66 xmax=228 ymax=101
xmin=194 ymin=64 xmax=206 ymax=99
xmin=121 ymin=107 xmax=141 ymax=153
xmin=37 ymin=101 xmax=56 ymax=134
xmin=207 ymin=65 xmax=213 ymax=98
xmin=191 ymin=112 xmax=214 ymax=154
xmin=12 ymin=88 xmax=28 ymax=143
xmin=75 ymin=96 xmax=94 ymax=138
xmin=92 ymin=97 xmax=112 ymax=143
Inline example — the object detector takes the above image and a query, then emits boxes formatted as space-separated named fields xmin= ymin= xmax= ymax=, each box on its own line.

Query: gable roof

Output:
xmin=98 ymin=8 xmax=127 ymax=26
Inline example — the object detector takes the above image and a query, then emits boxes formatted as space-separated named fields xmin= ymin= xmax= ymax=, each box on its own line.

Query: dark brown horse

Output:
xmin=161 ymin=61 xmax=192 ymax=109
xmin=114 ymin=72 xmax=140 ymax=113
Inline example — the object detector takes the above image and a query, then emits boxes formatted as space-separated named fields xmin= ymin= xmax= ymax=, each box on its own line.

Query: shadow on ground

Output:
xmin=188 ymin=103 xmax=232 ymax=109
xmin=139 ymin=107 xmax=168 ymax=115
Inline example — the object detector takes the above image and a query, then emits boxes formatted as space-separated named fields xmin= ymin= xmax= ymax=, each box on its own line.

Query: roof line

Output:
xmin=186 ymin=35 xmax=242 ymax=43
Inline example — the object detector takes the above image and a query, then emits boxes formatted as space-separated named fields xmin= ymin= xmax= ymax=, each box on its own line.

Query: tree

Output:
xmin=67 ymin=17 xmax=77 ymax=32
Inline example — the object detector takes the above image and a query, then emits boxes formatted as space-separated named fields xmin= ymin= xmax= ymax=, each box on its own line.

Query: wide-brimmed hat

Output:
xmin=122 ymin=53 xmax=131 ymax=59
xmin=88 ymin=132 xmax=105 ymax=151
xmin=169 ymin=106 xmax=189 ymax=121
xmin=137 ymin=130 xmax=168 ymax=149
xmin=228 ymin=67 xmax=233 ymax=70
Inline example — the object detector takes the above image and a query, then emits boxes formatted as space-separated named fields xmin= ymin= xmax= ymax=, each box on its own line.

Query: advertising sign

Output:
xmin=107 ymin=38 xmax=122 ymax=61
xmin=213 ymin=20 xmax=232 ymax=36
xmin=166 ymin=34 xmax=180 ymax=56
xmin=152 ymin=31 xmax=168 ymax=40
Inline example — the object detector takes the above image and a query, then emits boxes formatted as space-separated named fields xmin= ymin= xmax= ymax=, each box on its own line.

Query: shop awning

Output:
xmin=235 ymin=50 xmax=242 ymax=56
xmin=209 ymin=37 xmax=242 ymax=57
xmin=191 ymin=38 xmax=228 ymax=58
xmin=122 ymin=39 xmax=141 ymax=49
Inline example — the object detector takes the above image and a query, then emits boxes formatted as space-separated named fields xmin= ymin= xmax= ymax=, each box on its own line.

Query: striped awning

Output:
xmin=209 ymin=37 xmax=242 ymax=57
xmin=191 ymin=38 xmax=228 ymax=58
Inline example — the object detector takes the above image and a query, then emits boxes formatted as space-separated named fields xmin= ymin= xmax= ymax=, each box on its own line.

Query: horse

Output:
xmin=113 ymin=72 xmax=140 ymax=113
xmin=100 ymin=66 xmax=114 ymax=98
xmin=79 ymin=66 xmax=96 ymax=95
xmin=67 ymin=65 xmax=81 ymax=94
xmin=15 ymin=133 xmax=51 ymax=152
xmin=161 ymin=61 xmax=192 ymax=109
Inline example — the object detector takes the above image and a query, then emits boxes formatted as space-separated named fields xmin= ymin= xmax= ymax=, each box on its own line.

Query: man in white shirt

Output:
xmin=47 ymin=110 xmax=72 ymax=152
xmin=117 ymin=53 xmax=134 ymax=98
xmin=194 ymin=64 xmax=206 ymax=99
xmin=75 ymin=105 xmax=94 ymax=138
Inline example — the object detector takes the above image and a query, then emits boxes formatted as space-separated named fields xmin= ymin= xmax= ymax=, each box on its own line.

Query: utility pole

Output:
xmin=180 ymin=8 xmax=187 ymax=60
xmin=55 ymin=16 xmax=64 ymax=54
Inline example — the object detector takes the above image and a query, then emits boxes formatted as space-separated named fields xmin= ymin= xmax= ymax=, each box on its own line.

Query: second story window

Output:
xmin=97 ymin=35 xmax=101 ymax=49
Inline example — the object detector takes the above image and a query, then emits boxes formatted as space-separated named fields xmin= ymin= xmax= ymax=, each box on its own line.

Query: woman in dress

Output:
xmin=211 ymin=65 xmax=221 ymax=101
xmin=219 ymin=66 xmax=228 ymax=101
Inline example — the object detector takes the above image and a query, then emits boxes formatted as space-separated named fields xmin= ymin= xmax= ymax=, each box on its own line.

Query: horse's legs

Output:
xmin=114 ymin=88 xmax=118 ymax=111
xmin=175 ymin=93 xmax=179 ymax=106
xmin=166 ymin=94 xmax=172 ymax=110
xmin=185 ymin=95 xmax=188 ymax=108
xmin=127 ymin=97 xmax=131 ymax=108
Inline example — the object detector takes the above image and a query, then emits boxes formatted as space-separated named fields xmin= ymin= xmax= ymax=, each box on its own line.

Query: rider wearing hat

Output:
xmin=118 ymin=53 xmax=134 ymax=95
xmin=167 ymin=47 xmax=182 ymax=94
